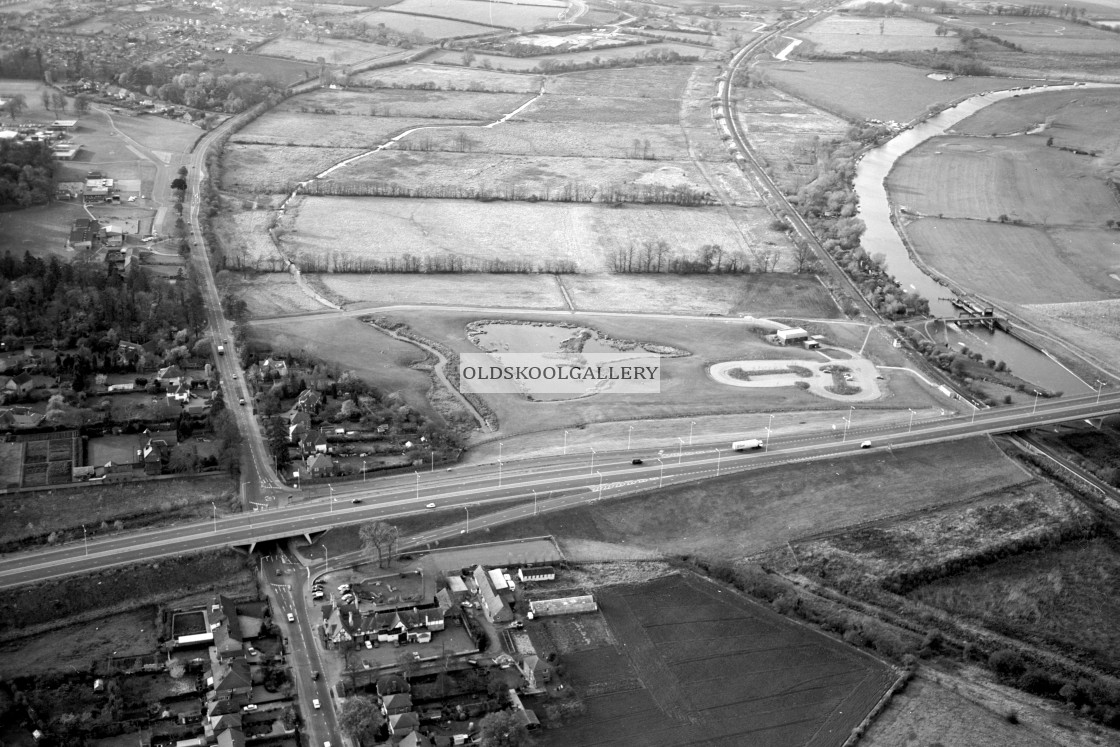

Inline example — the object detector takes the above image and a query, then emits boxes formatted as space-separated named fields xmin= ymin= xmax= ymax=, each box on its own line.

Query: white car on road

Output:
xmin=312 ymin=699 xmax=321 ymax=709
xmin=287 ymin=613 xmax=295 ymax=623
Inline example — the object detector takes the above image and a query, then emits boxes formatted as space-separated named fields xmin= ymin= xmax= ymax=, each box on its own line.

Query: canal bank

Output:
xmin=854 ymin=82 xmax=1120 ymax=395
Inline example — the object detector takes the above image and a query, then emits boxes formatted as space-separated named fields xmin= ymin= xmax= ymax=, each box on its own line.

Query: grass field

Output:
xmin=888 ymin=137 xmax=1118 ymax=225
xmin=1027 ymin=298 xmax=1120 ymax=341
xmin=221 ymin=272 xmax=333 ymax=317
xmin=232 ymin=112 xmax=481 ymax=148
xmin=318 ymin=273 xmax=566 ymax=309
xmin=220 ymin=144 xmax=367 ymax=192
xmin=0 ymin=606 xmax=158 ymax=678
xmin=282 ymin=197 xmax=770 ymax=272
xmin=762 ymin=60 xmax=1041 ymax=123
xmin=516 ymin=92 xmax=680 ymax=124
xmin=547 ymin=66 xmax=695 ymax=98
xmin=390 ymin=0 xmax=562 ymax=28
xmin=213 ymin=208 xmax=288 ymax=269
xmin=355 ymin=63 xmax=543 ymax=92
xmin=254 ymin=37 xmax=399 ymax=64
xmin=209 ymin=52 xmax=318 ymax=83
xmin=562 ymin=273 xmax=840 ymax=317
xmin=797 ymin=14 xmax=961 ymax=53
xmin=951 ymin=88 xmax=1120 ymax=161
xmin=954 ymin=16 xmax=1120 ymax=55
xmin=536 ymin=573 xmax=892 ymax=746
xmin=903 ymin=218 xmax=1114 ymax=304
xmin=0 ymin=200 xmax=92 ymax=260
xmin=355 ymin=10 xmax=495 ymax=37
xmin=910 ymin=538 xmax=1120 ymax=673
xmin=0 ymin=477 xmax=238 ymax=551
xmin=280 ymin=87 xmax=534 ymax=119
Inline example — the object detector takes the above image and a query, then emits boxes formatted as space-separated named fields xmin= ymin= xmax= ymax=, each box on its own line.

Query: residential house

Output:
xmin=259 ymin=358 xmax=288 ymax=378
xmin=322 ymin=603 xmax=357 ymax=646
xmin=167 ymin=381 xmax=192 ymax=403
xmin=396 ymin=732 xmax=431 ymax=747
xmin=387 ymin=712 xmax=419 ymax=738
xmin=518 ymin=655 xmax=550 ymax=693
xmin=300 ymin=431 xmax=327 ymax=455
xmin=288 ymin=420 xmax=309 ymax=444
xmin=157 ymin=365 xmax=187 ymax=387
xmin=305 ymin=453 xmax=333 ymax=478
xmin=295 ymin=389 xmax=322 ymax=414
xmin=3 ymin=372 xmax=35 ymax=397
xmin=209 ymin=659 xmax=251 ymax=700
xmin=380 ymin=693 xmax=412 ymax=716
xmin=507 ymin=690 xmax=540 ymax=731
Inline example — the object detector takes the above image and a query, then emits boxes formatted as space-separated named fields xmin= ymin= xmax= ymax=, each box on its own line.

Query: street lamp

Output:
xmin=677 ymin=437 xmax=684 ymax=465
xmin=765 ymin=414 xmax=774 ymax=451
xmin=414 ymin=471 xmax=420 ymax=501
xmin=532 ymin=488 xmax=538 ymax=516
xmin=596 ymin=471 xmax=604 ymax=498
xmin=362 ymin=460 xmax=367 ymax=482
xmin=627 ymin=425 xmax=633 ymax=451
xmin=499 ymin=442 xmax=503 ymax=462
xmin=689 ymin=420 xmax=696 ymax=446
xmin=82 ymin=524 xmax=88 ymax=556
xmin=589 ymin=447 xmax=596 ymax=474
xmin=463 ymin=504 xmax=470 ymax=532
xmin=1033 ymin=391 xmax=1040 ymax=414
xmin=908 ymin=408 xmax=915 ymax=434
xmin=657 ymin=458 xmax=664 ymax=488
xmin=563 ymin=430 xmax=569 ymax=455
xmin=714 ymin=448 xmax=722 ymax=477
xmin=842 ymin=406 xmax=854 ymax=443
xmin=1097 ymin=380 xmax=1104 ymax=404
xmin=498 ymin=460 xmax=503 ymax=487
xmin=328 ymin=483 xmax=334 ymax=512
xmin=211 ymin=501 xmax=217 ymax=533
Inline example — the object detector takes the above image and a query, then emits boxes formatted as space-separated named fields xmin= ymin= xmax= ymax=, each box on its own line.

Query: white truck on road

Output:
xmin=732 ymin=439 xmax=764 ymax=451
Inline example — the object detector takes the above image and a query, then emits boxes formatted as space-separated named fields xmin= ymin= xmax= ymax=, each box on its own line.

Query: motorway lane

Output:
xmin=3 ymin=390 xmax=1118 ymax=588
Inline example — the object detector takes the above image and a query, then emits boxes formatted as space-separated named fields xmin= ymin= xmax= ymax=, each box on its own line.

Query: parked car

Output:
xmin=243 ymin=704 xmax=257 ymax=712
xmin=313 ymin=699 xmax=321 ymax=710
xmin=338 ymin=584 xmax=351 ymax=593
xmin=365 ymin=640 xmax=373 ymax=649
xmin=287 ymin=613 xmax=296 ymax=623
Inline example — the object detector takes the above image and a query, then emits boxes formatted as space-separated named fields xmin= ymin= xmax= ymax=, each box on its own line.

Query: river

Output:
xmin=852 ymin=82 xmax=1120 ymax=395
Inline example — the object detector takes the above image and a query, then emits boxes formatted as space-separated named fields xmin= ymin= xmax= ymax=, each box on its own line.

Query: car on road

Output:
xmin=351 ymin=498 xmax=362 ymax=504
xmin=365 ymin=640 xmax=372 ymax=649
xmin=312 ymin=699 xmax=321 ymax=709
xmin=426 ymin=502 xmax=436 ymax=509
xmin=287 ymin=612 xmax=295 ymax=623
xmin=631 ymin=458 xmax=643 ymax=465
xmin=238 ymin=398 xmax=245 ymax=406
xmin=311 ymin=670 xmax=320 ymax=680
xmin=860 ymin=440 xmax=873 ymax=449
xmin=243 ymin=704 xmax=257 ymax=712
xmin=233 ymin=373 xmax=238 ymax=379
xmin=275 ymin=568 xmax=283 ymax=577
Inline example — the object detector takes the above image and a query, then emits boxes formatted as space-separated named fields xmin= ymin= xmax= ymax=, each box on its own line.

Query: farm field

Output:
xmin=562 ymin=273 xmax=840 ymax=317
xmin=902 ymin=218 xmax=1113 ymax=304
xmin=860 ymin=670 xmax=1097 ymax=747
xmin=100 ymin=109 xmax=204 ymax=157
xmin=1027 ymin=298 xmax=1120 ymax=341
xmin=761 ymin=60 xmax=1042 ymax=123
xmin=213 ymin=208 xmax=288 ymax=270
xmin=909 ymin=538 xmax=1120 ymax=674
xmin=209 ymin=52 xmax=318 ymax=83
xmin=317 ymin=273 xmax=566 ymax=310
xmin=0 ymin=477 xmax=238 ymax=551
xmin=796 ymin=15 xmax=961 ymax=53
xmin=536 ymin=573 xmax=892 ymax=746
xmin=254 ymin=37 xmax=399 ymax=64
xmin=0 ymin=607 xmax=158 ymax=678
xmin=318 ymin=152 xmax=729 ymax=202
xmin=354 ymin=10 xmax=494 ymax=37
xmin=354 ymin=63 xmax=543 ymax=92
xmin=219 ymin=272 xmax=327 ymax=317
xmin=390 ymin=0 xmax=563 ymax=28
xmin=370 ymin=307 xmax=935 ymax=437
xmin=887 ymin=137 xmax=1118 ymax=226
xmin=950 ymin=88 xmax=1120 ymax=158
xmin=952 ymin=15 xmax=1120 ymax=55
xmin=231 ymin=112 xmax=481 ymax=148
xmin=515 ymin=91 xmax=679 ymax=124
xmin=220 ymin=144 xmax=366 ymax=192
xmin=280 ymin=87 xmax=535 ymax=119
xmin=280 ymin=197 xmax=773 ymax=272
xmin=547 ymin=65 xmax=694 ymax=97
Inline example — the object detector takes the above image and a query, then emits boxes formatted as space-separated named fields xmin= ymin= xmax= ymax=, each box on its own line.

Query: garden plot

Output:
xmin=887 ymin=137 xmax=1118 ymax=226
xmin=761 ymin=60 xmax=1037 ymax=124
xmin=903 ymin=218 xmax=1111 ymax=304
xmin=355 ymin=10 xmax=494 ymax=37
xmin=231 ymin=112 xmax=481 ymax=148
xmin=214 ymin=208 xmax=289 ymax=270
xmin=354 ymin=63 xmax=543 ymax=92
xmin=390 ymin=0 xmax=563 ymax=28
xmin=282 ymin=87 xmax=535 ymax=119
xmin=796 ymin=14 xmax=960 ymax=53
xmin=221 ymin=144 xmax=367 ymax=192
xmin=280 ymin=196 xmax=763 ymax=272
xmin=254 ymin=37 xmax=399 ymax=64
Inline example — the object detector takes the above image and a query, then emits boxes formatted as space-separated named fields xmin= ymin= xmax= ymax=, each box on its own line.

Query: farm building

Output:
xmin=776 ymin=328 xmax=809 ymax=345
xmin=473 ymin=565 xmax=513 ymax=623
xmin=517 ymin=566 xmax=555 ymax=583
xmin=529 ymin=595 xmax=597 ymax=617
xmin=445 ymin=575 xmax=469 ymax=600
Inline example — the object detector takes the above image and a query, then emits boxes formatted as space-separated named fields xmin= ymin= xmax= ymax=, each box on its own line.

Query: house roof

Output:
xmin=158 ymin=364 xmax=185 ymax=380
xmin=213 ymin=659 xmax=251 ymax=694
xmin=306 ymin=453 xmax=331 ymax=470
xmin=382 ymin=693 xmax=411 ymax=709
xmin=388 ymin=712 xmax=419 ymax=733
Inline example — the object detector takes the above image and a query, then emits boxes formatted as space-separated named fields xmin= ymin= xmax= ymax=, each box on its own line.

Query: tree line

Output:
xmin=608 ymin=239 xmax=780 ymax=274
xmin=0 ymin=140 xmax=54 ymax=208
xmin=299 ymin=179 xmax=715 ymax=206
xmin=294 ymin=252 xmax=578 ymax=274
